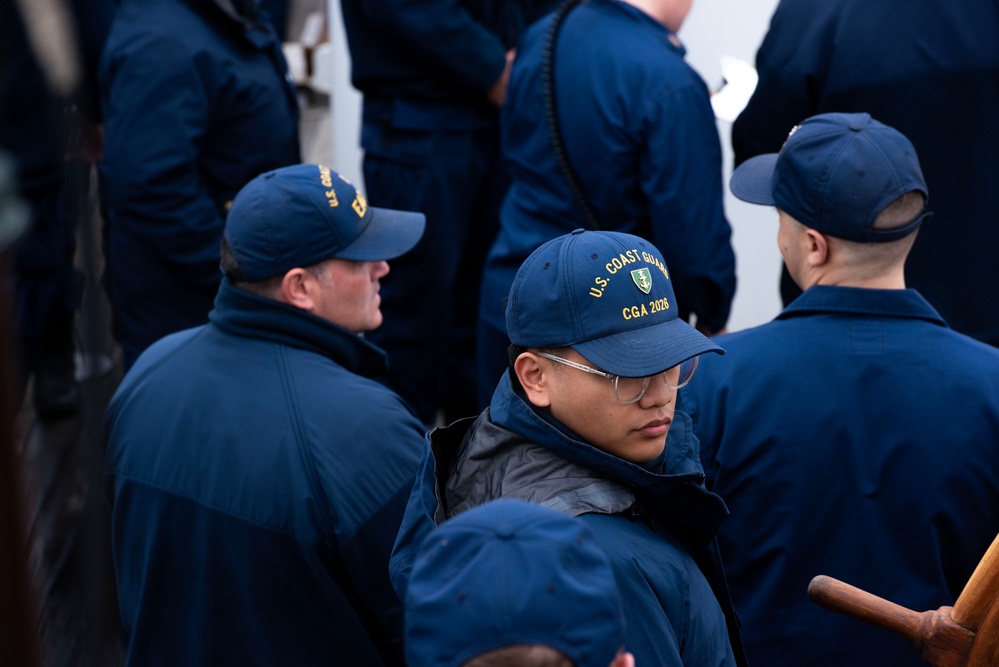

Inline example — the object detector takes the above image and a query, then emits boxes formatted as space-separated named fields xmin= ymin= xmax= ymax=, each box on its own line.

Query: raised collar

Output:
xmin=777 ymin=285 xmax=948 ymax=326
xmin=208 ymin=277 xmax=389 ymax=378
xmin=485 ymin=373 xmax=729 ymax=539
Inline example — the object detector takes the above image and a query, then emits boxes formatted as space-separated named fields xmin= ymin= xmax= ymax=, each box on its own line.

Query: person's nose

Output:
xmin=639 ymin=372 xmax=674 ymax=408
xmin=372 ymin=260 xmax=390 ymax=279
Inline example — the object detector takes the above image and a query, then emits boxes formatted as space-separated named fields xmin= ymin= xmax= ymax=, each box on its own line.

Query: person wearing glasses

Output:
xmin=475 ymin=0 xmax=737 ymax=410
xmin=391 ymin=229 xmax=748 ymax=667
xmin=682 ymin=113 xmax=999 ymax=667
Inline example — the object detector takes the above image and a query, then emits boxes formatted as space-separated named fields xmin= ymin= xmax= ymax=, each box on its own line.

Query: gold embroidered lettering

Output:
xmin=318 ymin=164 xmax=334 ymax=187
xmin=352 ymin=193 xmax=367 ymax=217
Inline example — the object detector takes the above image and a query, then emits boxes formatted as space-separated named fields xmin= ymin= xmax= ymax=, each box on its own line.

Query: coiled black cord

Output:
xmin=541 ymin=0 xmax=602 ymax=231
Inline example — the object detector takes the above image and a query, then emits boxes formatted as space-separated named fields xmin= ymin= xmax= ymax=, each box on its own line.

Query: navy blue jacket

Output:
xmin=683 ymin=286 xmax=999 ymax=667
xmin=392 ymin=373 xmax=748 ymax=667
xmin=480 ymin=0 xmax=735 ymax=337
xmin=733 ymin=0 xmax=999 ymax=345
xmin=103 ymin=279 xmax=426 ymax=666
xmin=341 ymin=0 xmax=554 ymax=106
xmin=100 ymin=0 xmax=300 ymax=362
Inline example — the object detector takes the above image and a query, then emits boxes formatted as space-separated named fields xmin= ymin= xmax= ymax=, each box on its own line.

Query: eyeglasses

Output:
xmin=536 ymin=353 xmax=698 ymax=404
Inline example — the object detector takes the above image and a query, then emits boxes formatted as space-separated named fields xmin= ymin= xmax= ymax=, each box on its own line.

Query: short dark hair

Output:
xmin=220 ymin=236 xmax=285 ymax=297
xmin=507 ymin=344 xmax=573 ymax=368
xmin=873 ymin=190 xmax=926 ymax=231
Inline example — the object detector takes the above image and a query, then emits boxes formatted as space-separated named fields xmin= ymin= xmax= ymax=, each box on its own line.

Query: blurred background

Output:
xmin=1 ymin=1 xmax=781 ymax=664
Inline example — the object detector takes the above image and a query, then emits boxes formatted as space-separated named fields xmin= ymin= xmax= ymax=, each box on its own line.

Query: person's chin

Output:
xmin=624 ymin=436 xmax=667 ymax=464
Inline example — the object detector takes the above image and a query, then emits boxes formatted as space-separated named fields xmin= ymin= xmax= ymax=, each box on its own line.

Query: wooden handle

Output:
xmin=809 ymin=577 xmax=977 ymax=667
xmin=964 ymin=594 xmax=999 ymax=667
xmin=952 ymin=532 xmax=999 ymax=632
xmin=808 ymin=575 xmax=924 ymax=642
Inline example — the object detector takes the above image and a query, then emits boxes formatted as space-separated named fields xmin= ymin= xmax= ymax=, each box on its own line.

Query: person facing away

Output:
xmin=100 ymin=0 xmax=301 ymax=368
xmin=103 ymin=164 xmax=428 ymax=665
xmin=404 ymin=498 xmax=635 ymax=667
xmin=731 ymin=0 xmax=999 ymax=347
xmin=476 ymin=0 xmax=736 ymax=407
xmin=339 ymin=0 xmax=559 ymax=426
xmin=682 ymin=112 xmax=999 ymax=667
xmin=392 ymin=229 xmax=748 ymax=666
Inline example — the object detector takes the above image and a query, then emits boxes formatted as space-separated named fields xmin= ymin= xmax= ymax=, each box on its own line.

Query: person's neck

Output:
xmin=618 ymin=0 xmax=685 ymax=32
xmin=805 ymin=265 xmax=907 ymax=290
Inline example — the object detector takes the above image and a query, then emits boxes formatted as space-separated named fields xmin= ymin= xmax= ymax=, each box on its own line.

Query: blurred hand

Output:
xmin=487 ymin=49 xmax=516 ymax=108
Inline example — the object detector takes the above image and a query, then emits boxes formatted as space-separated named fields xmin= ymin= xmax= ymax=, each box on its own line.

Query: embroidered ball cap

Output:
xmin=730 ymin=112 xmax=929 ymax=242
xmin=404 ymin=499 xmax=626 ymax=667
xmin=506 ymin=230 xmax=723 ymax=377
xmin=224 ymin=163 xmax=425 ymax=280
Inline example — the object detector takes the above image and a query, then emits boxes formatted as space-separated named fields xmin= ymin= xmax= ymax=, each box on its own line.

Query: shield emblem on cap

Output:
xmin=631 ymin=268 xmax=652 ymax=294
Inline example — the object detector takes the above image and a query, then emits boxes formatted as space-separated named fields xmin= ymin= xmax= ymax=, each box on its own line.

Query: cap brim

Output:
xmin=729 ymin=153 xmax=779 ymax=205
xmin=572 ymin=317 xmax=723 ymax=378
xmin=335 ymin=206 xmax=426 ymax=261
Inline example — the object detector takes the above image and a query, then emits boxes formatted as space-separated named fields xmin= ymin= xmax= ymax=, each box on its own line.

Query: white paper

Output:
xmin=711 ymin=56 xmax=759 ymax=123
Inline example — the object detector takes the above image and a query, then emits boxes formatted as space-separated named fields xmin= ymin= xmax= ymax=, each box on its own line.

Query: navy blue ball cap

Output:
xmin=224 ymin=163 xmax=425 ymax=280
xmin=404 ymin=499 xmax=626 ymax=667
xmin=506 ymin=230 xmax=723 ymax=377
xmin=730 ymin=112 xmax=929 ymax=243
xmin=728 ymin=153 xmax=779 ymax=206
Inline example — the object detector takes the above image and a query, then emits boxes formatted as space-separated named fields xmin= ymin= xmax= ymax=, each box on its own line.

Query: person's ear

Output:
xmin=279 ymin=268 xmax=315 ymax=311
xmin=609 ymin=650 xmax=635 ymax=667
xmin=804 ymin=228 xmax=830 ymax=268
xmin=514 ymin=352 xmax=552 ymax=408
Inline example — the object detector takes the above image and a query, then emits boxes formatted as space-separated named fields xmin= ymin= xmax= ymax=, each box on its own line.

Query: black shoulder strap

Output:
xmin=542 ymin=0 xmax=602 ymax=231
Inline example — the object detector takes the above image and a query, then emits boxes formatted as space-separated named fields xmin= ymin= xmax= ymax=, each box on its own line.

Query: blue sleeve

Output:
xmin=313 ymin=393 xmax=427 ymax=662
xmin=337 ymin=486 xmax=416 ymax=664
xmin=100 ymin=33 xmax=225 ymax=286
xmin=641 ymin=84 xmax=736 ymax=332
xmin=388 ymin=436 xmax=442 ymax=600
xmin=731 ymin=0 xmax=835 ymax=164
xmin=578 ymin=515 xmax=687 ymax=666
xmin=608 ymin=529 xmax=738 ymax=667
xmin=611 ymin=566 xmax=684 ymax=666
xmin=357 ymin=0 xmax=508 ymax=93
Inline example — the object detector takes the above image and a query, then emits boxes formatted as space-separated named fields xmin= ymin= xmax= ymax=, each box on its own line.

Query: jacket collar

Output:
xmin=465 ymin=373 xmax=730 ymax=539
xmin=778 ymin=285 xmax=948 ymax=326
xmin=443 ymin=411 xmax=639 ymax=521
xmin=208 ymin=277 xmax=389 ymax=378
xmin=489 ymin=373 xmax=705 ymax=480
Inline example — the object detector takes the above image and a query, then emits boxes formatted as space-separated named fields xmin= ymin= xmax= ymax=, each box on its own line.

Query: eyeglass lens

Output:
xmin=612 ymin=356 xmax=699 ymax=403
